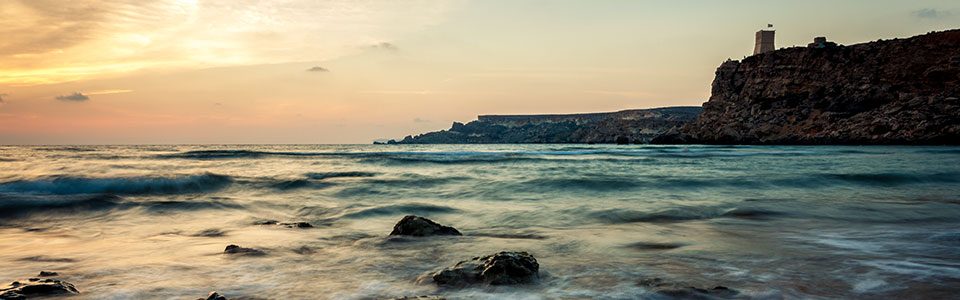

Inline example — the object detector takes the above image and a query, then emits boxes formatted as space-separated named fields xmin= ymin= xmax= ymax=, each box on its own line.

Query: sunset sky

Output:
xmin=1 ymin=0 xmax=957 ymax=144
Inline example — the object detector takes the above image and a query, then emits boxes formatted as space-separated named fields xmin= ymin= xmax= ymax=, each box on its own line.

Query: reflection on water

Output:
xmin=1 ymin=145 xmax=959 ymax=299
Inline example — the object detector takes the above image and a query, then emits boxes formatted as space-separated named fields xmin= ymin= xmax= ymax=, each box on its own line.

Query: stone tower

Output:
xmin=754 ymin=29 xmax=775 ymax=55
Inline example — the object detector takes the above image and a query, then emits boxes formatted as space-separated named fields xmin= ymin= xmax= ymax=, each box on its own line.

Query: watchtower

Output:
xmin=754 ymin=29 xmax=776 ymax=55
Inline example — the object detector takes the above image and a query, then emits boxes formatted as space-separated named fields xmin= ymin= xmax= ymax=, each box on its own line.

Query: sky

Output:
xmin=0 ymin=0 xmax=957 ymax=144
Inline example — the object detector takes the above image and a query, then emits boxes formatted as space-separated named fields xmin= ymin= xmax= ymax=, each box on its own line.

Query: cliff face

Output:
xmin=657 ymin=30 xmax=960 ymax=145
xmin=390 ymin=107 xmax=702 ymax=144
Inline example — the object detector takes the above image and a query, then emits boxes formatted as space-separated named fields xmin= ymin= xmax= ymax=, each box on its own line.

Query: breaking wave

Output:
xmin=0 ymin=173 xmax=233 ymax=195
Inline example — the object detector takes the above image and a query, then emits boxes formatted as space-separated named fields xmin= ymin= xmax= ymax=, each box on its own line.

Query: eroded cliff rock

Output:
xmin=656 ymin=30 xmax=960 ymax=145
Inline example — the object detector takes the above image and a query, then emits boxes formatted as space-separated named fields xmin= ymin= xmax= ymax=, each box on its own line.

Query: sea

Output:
xmin=1 ymin=144 xmax=959 ymax=299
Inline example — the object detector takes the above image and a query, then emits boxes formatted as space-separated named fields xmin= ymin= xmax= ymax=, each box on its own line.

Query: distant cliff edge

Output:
xmin=386 ymin=107 xmax=702 ymax=144
xmin=654 ymin=29 xmax=960 ymax=145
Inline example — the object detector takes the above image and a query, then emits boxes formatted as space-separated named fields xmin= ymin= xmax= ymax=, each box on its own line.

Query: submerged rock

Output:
xmin=279 ymin=222 xmax=313 ymax=229
xmin=390 ymin=215 xmax=461 ymax=237
xmin=431 ymin=251 xmax=539 ymax=286
xmin=638 ymin=278 xmax=739 ymax=299
xmin=198 ymin=291 xmax=228 ymax=300
xmin=0 ymin=278 xmax=79 ymax=299
xmin=223 ymin=245 xmax=265 ymax=256
xmin=37 ymin=271 xmax=58 ymax=277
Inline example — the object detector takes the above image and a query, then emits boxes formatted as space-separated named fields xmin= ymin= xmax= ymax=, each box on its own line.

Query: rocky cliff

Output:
xmin=655 ymin=29 xmax=960 ymax=145
xmin=388 ymin=107 xmax=702 ymax=144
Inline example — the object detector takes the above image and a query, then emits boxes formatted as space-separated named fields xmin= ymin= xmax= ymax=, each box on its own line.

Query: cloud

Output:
xmin=371 ymin=42 xmax=399 ymax=51
xmin=413 ymin=117 xmax=431 ymax=123
xmin=913 ymin=8 xmax=952 ymax=19
xmin=86 ymin=89 xmax=132 ymax=95
xmin=55 ymin=92 xmax=90 ymax=102
xmin=306 ymin=66 xmax=329 ymax=72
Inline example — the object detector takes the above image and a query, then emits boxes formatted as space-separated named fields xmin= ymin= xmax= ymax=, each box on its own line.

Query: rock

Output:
xmin=0 ymin=278 xmax=79 ymax=299
xmin=638 ymin=278 xmax=739 ymax=299
xmin=279 ymin=222 xmax=313 ymax=229
xmin=253 ymin=220 xmax=279 ymax=225
xmin=223 ymin=245 xmax=265 ymax=256
xmin=37 ymin=271 xmax=58 ymax=277
xmin=431 ymin=251 xmax=539 ymax=286
xmin=193 ymin=228 xmax=227 ymax=237
xmin=659 ymin=29 xmax=960 ymax=145
xmin=389 ymin=215 xmax=462 ymax=237
xmin=393 ymin=297 xmax=445 ymax=300
xmin=198 ymin=291 xmax=228 ymax=300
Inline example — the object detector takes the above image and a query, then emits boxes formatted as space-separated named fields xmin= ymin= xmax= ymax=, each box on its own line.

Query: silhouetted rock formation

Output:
xmin=223 ymin=244 xmax=265 ymax=256
xmin=430 ymin=251 xmax=539 ymax=286
xmin=390 ymin=107 xmax=702 ymax=144
xmin=655 ymin=29 xmax=960 ymax=145
xmin=198 ymin=291 xmax=228 ymax=300
xmin=389 ymin=215 xmax=461 ymax=237
xmin=1 ymin=278 xmax=80 ymax=299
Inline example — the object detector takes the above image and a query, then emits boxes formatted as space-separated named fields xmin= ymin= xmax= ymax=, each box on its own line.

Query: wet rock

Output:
xmin=193 ymin=228 xmax=227 ymax=237
xmin=198 ymin=291 xmax=228 ymax=300
xmin=393 ymin=296 xmax=445 ymax=300
xmin=0 ymin=278 xmax=79 ymax=299
xmin=638 ymin=278 xmax=739 ymax=299
xmin=37 ymin=271 xmax=58 ymax=277
xmin=431 ymin=251 xmax=539 ymax=286
xmin=253 ymin=220 xmax=279 ymax=225
xmin=390 ymin=215 xmax=461 ymax=237
xmin=279 ymin=222 xmax=313 ymax=229
xmin=223 ymin=245 xmax=265 ymax=256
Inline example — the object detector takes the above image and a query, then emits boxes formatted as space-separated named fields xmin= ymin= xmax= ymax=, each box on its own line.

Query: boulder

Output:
xmin=431 ymin=251 xmax=539 ymax=286
xmin=0 ymin=278 xmax=79 ymax=299
xmin=223 ymin=245 xmax=265 ymax=256
xmin=279 ymin=222 xmax=313 ymax=229
xmin=37 ymin=271 xmax=58 ymax=277
xmin=389 ymin=216 xmax=461 ymax=237
xmin=197 ymin=291 xmax=228 ymax=300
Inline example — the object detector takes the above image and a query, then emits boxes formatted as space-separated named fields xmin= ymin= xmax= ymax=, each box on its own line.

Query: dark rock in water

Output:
xmin=638 ymin=278 xmax=739 ymax=299
xmin=253 ymin=220 xmax=279 ymax=225
xmin=192 ymin=228 xmax=227 ymax=237
xmin=37 ymin=271 xmax=58 ymax=277
xmin=390 ymin=215 xmax=461 ymax=237
xmin=0 ymin=278 xmax=79 ymax=299
xmin=223 ymin=245 xmax=265 ymax=256
xmin=431 ymin=251 xmax=539 ymax=286
xmin=615 ymin=136 xmax=630 ymax=145
xmin=279 ymin=222 xmax=313 ymax=229
xmin=198 ymin=291 xmax=228 ymax=300
xmin=626 ymin=242 xmax=686 ymax=251
xmin=393 ymin=296 xmax=445 ymax=300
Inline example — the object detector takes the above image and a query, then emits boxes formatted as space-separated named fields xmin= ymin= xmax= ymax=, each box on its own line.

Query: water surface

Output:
xmin=1 ymin=145 xmax=959 ymax=299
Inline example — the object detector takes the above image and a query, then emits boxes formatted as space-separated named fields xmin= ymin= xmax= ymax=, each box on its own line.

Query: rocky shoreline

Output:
xmin=1 ymin=215 xmax=741 ymax=299
xmin=655 ymin=29 xmax=960 ymax=145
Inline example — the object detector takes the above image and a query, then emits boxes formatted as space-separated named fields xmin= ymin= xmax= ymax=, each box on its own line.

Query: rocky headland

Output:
xmin=387 ymin=107 xmax=702 ymax=144
xmin=655 ymin=29 xmax=960 ymax=145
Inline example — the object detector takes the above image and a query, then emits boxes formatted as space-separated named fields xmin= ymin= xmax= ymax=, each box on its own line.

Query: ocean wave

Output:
xmin=589 ymin=206 xmax=787 ymax=224
xmin=305 ymin=171 xmax=378 ymax=180
xmin=0 ymin=194 xmax=125 ymax=217
xmin=339 ymin=203 xmax=460 ymax=219
xmin=0 ymin=194 xmax=243 ymax=218
xmin=0 ymin=173 xmax=232 ymax=195
xmin=589 ymin=208 xmax=718 ymax=223
xmin=824 ymin=172 xmax=960 ymax=186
